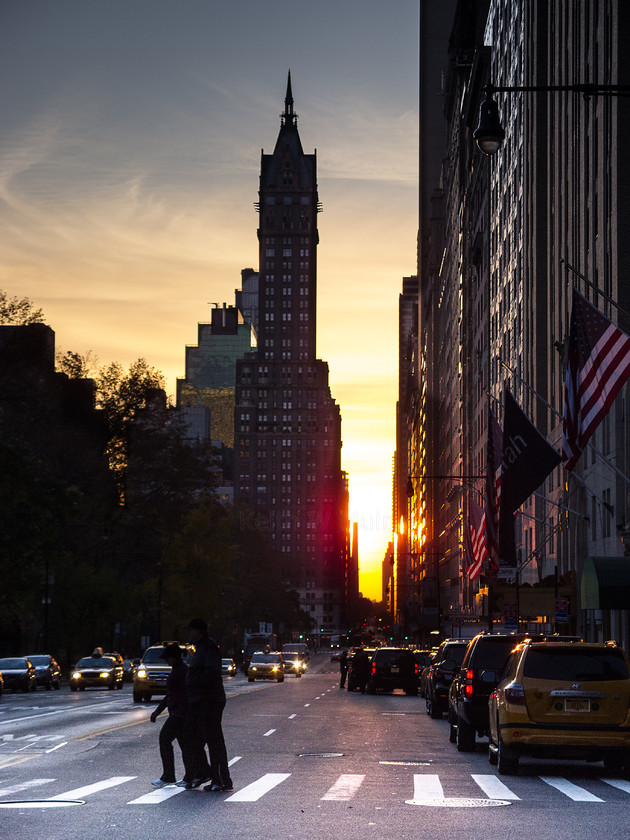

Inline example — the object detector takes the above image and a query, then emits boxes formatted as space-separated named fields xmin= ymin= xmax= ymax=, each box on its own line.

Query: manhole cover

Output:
xmin=298 ymin=752 xmax=344 ymax=758
xmin=0 ymin=799 xmax=85 ymax=809
xmin=406 ymin=797 xmax=511 ymax=808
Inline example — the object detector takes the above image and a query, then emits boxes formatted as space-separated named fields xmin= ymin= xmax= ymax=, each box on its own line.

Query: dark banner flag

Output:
xmin=498 ymin=389 xmax=562 ymax=568
xmin=562 ymin=288 xmax=630 ymax=470
xmin=485 ymin=407 xmax=502 ymax=571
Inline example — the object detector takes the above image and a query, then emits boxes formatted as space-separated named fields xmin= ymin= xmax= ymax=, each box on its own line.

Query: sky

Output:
xmin=0 ymin=0 xmax=420 ymax=601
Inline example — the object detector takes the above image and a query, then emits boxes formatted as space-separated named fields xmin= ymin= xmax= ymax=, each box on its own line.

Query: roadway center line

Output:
xmin=263 ymin=729 xmax=276 ymax=737
xmin=288 ymin=714 xmax=297 ymax=719
xmin=0 ymin=700 xmax=130 ymax=726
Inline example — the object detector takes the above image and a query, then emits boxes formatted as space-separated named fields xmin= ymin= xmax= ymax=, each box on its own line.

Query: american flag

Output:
xmin=562 ymin=289 xmax=630 ymax=470
xmin=464 ymin=498 xmax=487 ymax=580
xmin=485 ymin=409 xmax=502 ymax=570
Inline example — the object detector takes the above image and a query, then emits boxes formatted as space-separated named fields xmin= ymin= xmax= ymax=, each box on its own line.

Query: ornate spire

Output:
xmin=281 ymin=70 xmax=297 ymax=127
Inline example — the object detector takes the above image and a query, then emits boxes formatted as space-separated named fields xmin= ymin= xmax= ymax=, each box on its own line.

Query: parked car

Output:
xmin=488 ymin=640 xmax=630 ymax=774
xmin=366 ymin=647 xmax=418 ymax=695
xmin=424 ymin=640 xmax=468 ymax=718
xmin=222 ymin=658 xmax=237 ymax=676
xmin=0 ymin=657 xmax=37 ymax=693
xmin=419 ymin=652 xmax=437 ymax=697
xmin=247 ymin=652 xmax=285 ymax=682
xmin=133 ymin=642 xmax=190 ymax=702
xmin=25 ymin=654 xmax=61 ymax=690
xmin=448 ymin=633 xmax=528 ymax=750
xmin=281 ymin=651 xmax=306 ymax=678
xmin=70 ymin=654 xmax=124 ymax=691
xmin=122 ymin=659 xmax=137 ymax=682
xmin=0 ymin=669 xmax=4 ymax=698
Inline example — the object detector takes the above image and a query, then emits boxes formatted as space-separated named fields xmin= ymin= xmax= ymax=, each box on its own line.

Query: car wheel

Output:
xmin=456 ymin=716 xmax=476 ymax=752
xmin=367 ymin=681 xmax=376 ymax=695
xmin=133 ymin=691 xmax=143 ymax=702
xmin=278 ymin=676 xmax=284 ymax=682
xmin=117 ymin=681 xmax=123 ymax=689
xmin=80 ymin=686 xmax=86 ymax=691
xmin=405 ymin=686 xmax=418 ymax=696
xmin=54 ymin=681 xmax=60 ymax=690
xmin=70 ymin=684 xmax=78 ymax=692
xmin=296 ymin=672 xmax=301 ymax=678
xmin=248 ymin=677 xmax=254 ymax=682
xmin=427 ymin=693 xmax=441 ymax=719
xmin=603 ymin=753 xmax=626 ymax=772
xmin=497 ymin=731 xmax=519 ymax=775
xmin=108 ymin=681 xmax=115 ymax=690
xmin=45 ymin=680 xmax=52 ymax=691
xmin=449 ymin=722 xmax=457 ymax=743
xmin=488 ymin=739 xmax=498 ymax=766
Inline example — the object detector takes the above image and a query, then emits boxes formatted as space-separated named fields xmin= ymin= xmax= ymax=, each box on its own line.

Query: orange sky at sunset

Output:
xmin=0 ymin=2 xmax=419 ymax=600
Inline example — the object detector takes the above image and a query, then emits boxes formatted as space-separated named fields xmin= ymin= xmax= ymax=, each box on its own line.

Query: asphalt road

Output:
xmin=1 ymin=654 xmax=630 ymax=840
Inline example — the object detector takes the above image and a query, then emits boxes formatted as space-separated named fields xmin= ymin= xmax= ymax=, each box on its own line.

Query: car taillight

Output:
xmin=372 ymin=661 xmax=376 ymax=675
xmin=465 ymin=669 xmax=474 ymax=697
xmin=504 ymin=682 xmax=526 ymax=705
xmin=414 ymin=663 xmax=419 ymax=676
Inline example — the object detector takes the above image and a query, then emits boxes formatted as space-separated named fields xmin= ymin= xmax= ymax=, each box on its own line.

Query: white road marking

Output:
xmin=602 ymin=778 xmax=630 ymax=794
xmin=288 ymin=714 xmax=297 ymax=719
xmin=540 ymin=777 xmax=603 ymax=802
xmin=45 ymin=742 xmax=67 ymax=754
xmin=128 ymin=785 xmax=185 ymax=804
xmin=47 ymin=776 xmax=137 ymax=800
xmin=0 ymin=778 xmax=56 ymax=797
xmin=263 ymin=729 xmax=276 ymax=737
xmin=228 ymin=756 xmax=242 ymax=767
xmin=225 ymin=773 xmax=290 ymax=802
xmin=413 ymin=774 xmax=444 ymax=800
xmin=472 ymin=775 xmax=520 ymax=800
xmin=0 ymin=699 xmax=129 ymax=726
xmin=304 ymin=703 xmax=310 ymax=707
xmin=321 ymin=774 xmax=365 ymax=801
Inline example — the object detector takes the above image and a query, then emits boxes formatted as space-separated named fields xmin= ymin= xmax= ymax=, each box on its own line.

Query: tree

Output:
xmin=56 ymin=349 xmax=98 ymax=379
xmin=0 ymin=290 xmax=44 ymax=324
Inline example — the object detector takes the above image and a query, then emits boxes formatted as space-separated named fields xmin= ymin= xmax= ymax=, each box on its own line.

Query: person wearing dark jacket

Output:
xmin=185 ymin=618 xmax=233 ymax=792
xmin=149 ymin=643 xmax=200 ymax=787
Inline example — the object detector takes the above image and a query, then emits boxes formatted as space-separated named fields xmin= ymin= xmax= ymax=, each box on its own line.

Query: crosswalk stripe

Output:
xmin=128 ymin=786 xmax=186 ymax=804
xmin=321 ymin=774 xmax=365 ymax=801
xmin=0 ymin=778 xmax=56 ymax=797
xmin=601 ymin=778 xmax=630 ymax=794
xmin=47 ymin=776 xmax=137 ymax=801
xmin=413 ymin=774 xmax=443 ymax=800
xmin=225 ymin=773 xmax=290 ymax=802
xmin=540 ymin=776 xmax=604 ymax=802
xmin=471 ymin=774 xmax=520 ymax=800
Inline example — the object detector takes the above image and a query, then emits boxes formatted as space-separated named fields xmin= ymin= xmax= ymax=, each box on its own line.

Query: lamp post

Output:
xmin=474 ymin=83 xmax=630 ymax=156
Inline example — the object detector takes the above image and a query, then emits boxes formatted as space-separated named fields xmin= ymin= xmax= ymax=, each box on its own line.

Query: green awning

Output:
xmin=581 ymin=556 xmax=630 ymax=610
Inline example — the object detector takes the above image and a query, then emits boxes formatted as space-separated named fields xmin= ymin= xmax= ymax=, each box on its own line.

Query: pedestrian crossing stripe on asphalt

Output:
xmin=1 ymin=773 xmax=630 ymax=806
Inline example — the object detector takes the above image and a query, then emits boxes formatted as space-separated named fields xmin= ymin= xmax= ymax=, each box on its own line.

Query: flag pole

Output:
xmin=561 ymin=259 xmax=630 ymax=323
xmin=500 ymin=359 xmax=630 ymax=487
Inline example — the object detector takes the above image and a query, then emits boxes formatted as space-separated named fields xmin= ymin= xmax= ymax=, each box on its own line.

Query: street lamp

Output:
xmin=474 ymin=82 xmax=630 ymax=155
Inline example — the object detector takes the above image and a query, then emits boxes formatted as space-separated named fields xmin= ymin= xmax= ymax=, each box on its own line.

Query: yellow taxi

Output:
xmin=488 ymin=640 xmax=630 ymax=774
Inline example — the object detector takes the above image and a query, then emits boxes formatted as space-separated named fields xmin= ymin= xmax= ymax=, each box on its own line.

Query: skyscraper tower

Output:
xmin=234 ymin=75 xmax=349 ymax=636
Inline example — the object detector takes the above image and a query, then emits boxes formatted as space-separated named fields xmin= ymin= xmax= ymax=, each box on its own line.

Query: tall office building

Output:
xmin=234 ymin=76 xmax=349 ymax=634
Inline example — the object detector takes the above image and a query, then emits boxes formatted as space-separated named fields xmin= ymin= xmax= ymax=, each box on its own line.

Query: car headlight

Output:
xmin=72 ymin=672 xmax=81 ymax=680
xmin=271 ymin=666 xmax=278 ymax=672
xmin=250 ymin=666 xmax=257 ymax=671
xmin=136 ymin=669 xmax=147 ymax=679
xmin=100 ymin=672 xmax=111 ymax=678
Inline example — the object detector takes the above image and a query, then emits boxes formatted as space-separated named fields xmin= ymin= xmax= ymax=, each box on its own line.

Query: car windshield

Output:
xmin=441 ymin=644 xmax=468 ymax=666
xmin=375 ymin=650 xmax=412 ymax=667
xmin=0 ymin=658 xmax=28 ymax=669
xmin=142 ymin=648 xmax=172 ymax=664
xmin=523 ymin=647 xmax=630 ymax=681
xmin=222 ymin=659 xmax=233 ymax=665
xmin=76 ymin=657 xmax=114 ymax=668
xmin=251 ymin=653 xmax=281 ymax=663
xmin=471 ymin=639 xmax=520 ymax=669
xmin=27 ymin=656 xmax=50 ymax=666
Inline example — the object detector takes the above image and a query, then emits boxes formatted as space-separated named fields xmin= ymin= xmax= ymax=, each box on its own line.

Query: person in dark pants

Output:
xmin=149 ymin=643 xmax=201 ymax=788
xmin=185 ymin=618 xmax=233 ymax=793
xmin=339 ymin=649 xmax=348 ymax=688
xmin=352 ymin=648 xmax=371 ymax=694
